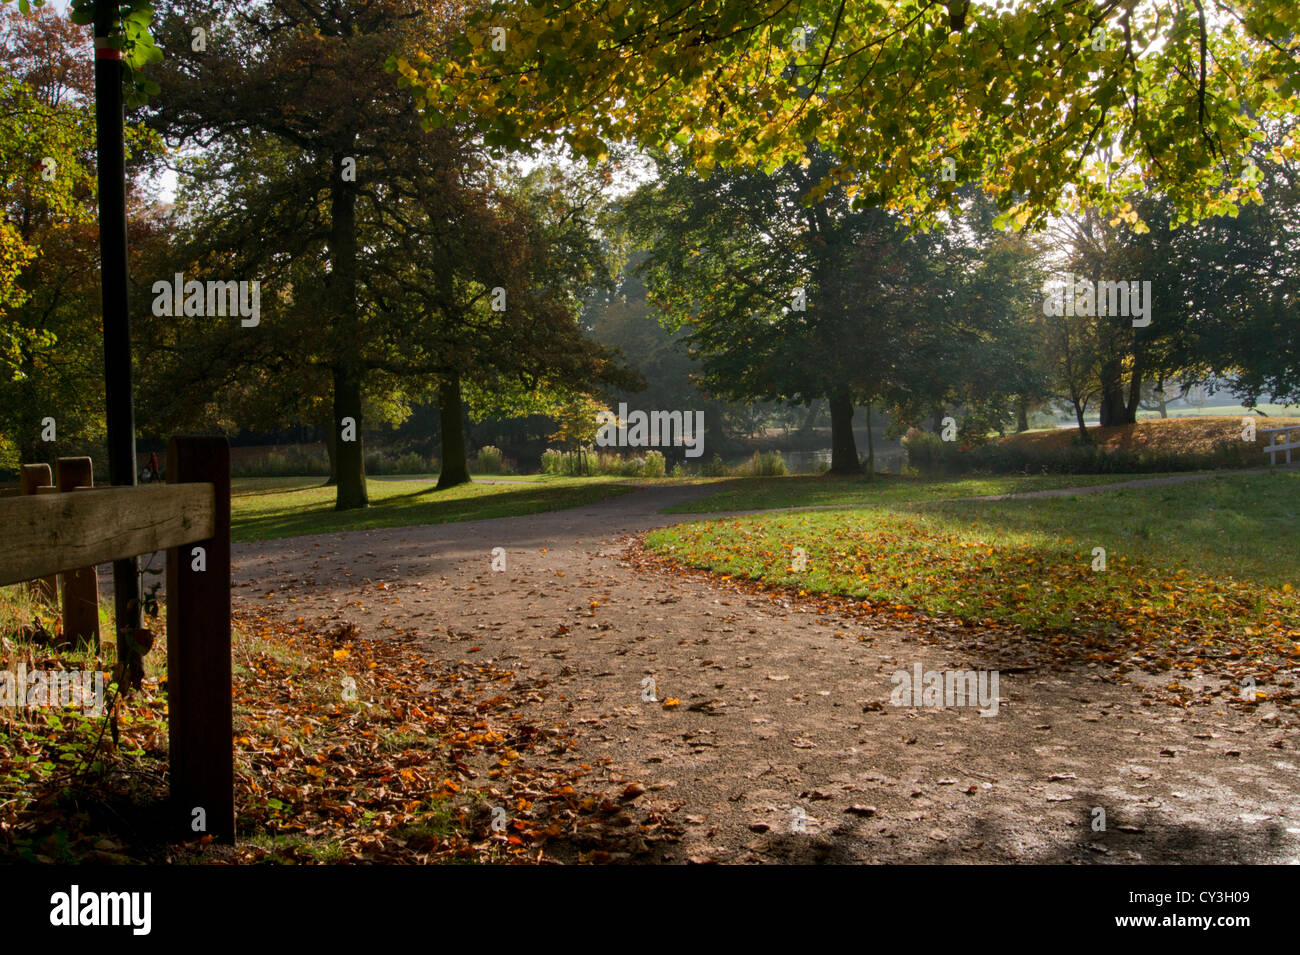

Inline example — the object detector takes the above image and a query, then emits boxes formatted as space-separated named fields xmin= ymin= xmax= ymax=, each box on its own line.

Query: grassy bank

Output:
xmin=646 ymin=470 xmax=1300 ymax=681
xmin=663 ymin=471 xmax=1157 ymax=514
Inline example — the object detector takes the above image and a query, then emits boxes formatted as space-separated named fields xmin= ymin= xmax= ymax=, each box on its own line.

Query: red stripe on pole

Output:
xmin=95 ymin=46 xmax=122 ymax=60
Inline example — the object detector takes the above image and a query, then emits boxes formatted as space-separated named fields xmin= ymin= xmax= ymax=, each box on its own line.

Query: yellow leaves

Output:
xmin=662 ymin=697 xmax=681 ymax=709
xmin=333 ymin=648 xmax=350 ymax=660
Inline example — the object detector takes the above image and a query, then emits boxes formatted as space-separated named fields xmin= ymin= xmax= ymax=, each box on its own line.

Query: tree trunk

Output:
xmin=1124 ymin=364 xmax=1143 ymax=424
xmin=332 ymin=365 xmax=368 ymax=510
xmin=329 ymin=149 xmax=367 ymax=509
xmin=864 ymin=401 xmax=875 ymax=481
xmin=828 ymin=392 xmax=862 ymax=474
xmin=1016 ymin=398 xmax=1029 ymax=432
xmin=323 ymin=415 xmax=338 ymax=486
xmin=436 ymin=376 xmax=471 ymax=489
xmin=1073 ymin=398 xmax=1089 ymax=440
xmin=1098 ymin=358 xmax=1127 ymax=427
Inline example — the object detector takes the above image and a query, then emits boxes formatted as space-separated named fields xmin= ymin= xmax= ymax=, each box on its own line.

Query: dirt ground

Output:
xmin=231 ymin=482 xmax=1300 ymax=863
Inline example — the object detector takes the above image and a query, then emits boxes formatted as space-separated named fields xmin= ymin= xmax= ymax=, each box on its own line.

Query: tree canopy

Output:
xmin=390 ymin=0 xmax=1300 ymax=231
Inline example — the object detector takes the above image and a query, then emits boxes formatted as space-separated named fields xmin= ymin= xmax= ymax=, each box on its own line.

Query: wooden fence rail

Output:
xmin=0 ymin=436 xmax=233 ymax=843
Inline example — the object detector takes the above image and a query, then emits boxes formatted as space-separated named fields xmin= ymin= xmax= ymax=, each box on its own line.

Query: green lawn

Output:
xmin=646 ymin=470 xmax=1300 ymax=661
xmin=1140 ymin=403 xmax=1300 ymax=419
xmin=664 ymin=471 xmax=1170 ymax=514
xmin=232 ymin=474 xmax=635 ymax=542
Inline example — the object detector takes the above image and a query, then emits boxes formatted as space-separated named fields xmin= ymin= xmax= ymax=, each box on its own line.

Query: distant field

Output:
xmin=231 ymin=475 xmax=635 ymax=542
xmin=1139 ymin=403 xmax=1300 ymax=419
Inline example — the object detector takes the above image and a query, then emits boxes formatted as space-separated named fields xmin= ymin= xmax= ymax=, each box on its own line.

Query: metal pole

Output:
xmin=92 ymin=2 xmax=143 ymax=665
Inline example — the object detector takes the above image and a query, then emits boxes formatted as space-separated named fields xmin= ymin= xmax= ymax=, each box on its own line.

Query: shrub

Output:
xmin=364 ymin=450 xmax=437 ymax=475
xmin=475 ymin=445 xmax=506 ymax=474
xmin=541 ymin=446 xmax=596 ymax=475
xmin=745 ymin=450 xmax=787 ymax=476
xmin=700 ymin=453 xmax=728 ymax=477
xmin=392 ymin=451 xmax=435 ymax=474
xmin=232 ymin=445 xmax=330 ymax=478
xmin=540 ymin=446 xmax=668 ymax=477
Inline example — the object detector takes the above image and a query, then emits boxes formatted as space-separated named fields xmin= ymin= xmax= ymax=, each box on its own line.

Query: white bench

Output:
xmin=1259 ymin=425 xmax=1300 ymax=465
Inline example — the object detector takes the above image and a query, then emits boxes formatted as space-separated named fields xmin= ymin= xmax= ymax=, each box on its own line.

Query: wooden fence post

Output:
xmin=55 ymin=457 xmax=99 ymax=650
xmin=20 ymin=464 xmax=59 ymax=606
xmin=166 ymin=436 xmax=234 ymax=844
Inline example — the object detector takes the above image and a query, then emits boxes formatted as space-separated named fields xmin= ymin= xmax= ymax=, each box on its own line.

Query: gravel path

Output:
xmin=231 ymin=481 xmax=1300 ymax=863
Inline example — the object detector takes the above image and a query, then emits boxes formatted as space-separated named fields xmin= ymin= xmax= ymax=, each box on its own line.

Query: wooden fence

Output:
xmin=0 ymin=436 xmax=234 ymax=843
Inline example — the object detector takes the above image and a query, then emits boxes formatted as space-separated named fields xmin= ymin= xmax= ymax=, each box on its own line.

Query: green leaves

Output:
xmin=395 ymin=1 xmax=1300 ymax=230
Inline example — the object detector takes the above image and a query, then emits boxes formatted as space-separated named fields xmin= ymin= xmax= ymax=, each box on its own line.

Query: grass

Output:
xmin=1142 ymin=403 xmax=1300 ymax=419
xmin=646 ymin=470 xmax=1300 ymax=655
xmin=663 ymin=471 xmax=1162 ymax=514
xmin=231 ymin=474 xmax=637 ymax=542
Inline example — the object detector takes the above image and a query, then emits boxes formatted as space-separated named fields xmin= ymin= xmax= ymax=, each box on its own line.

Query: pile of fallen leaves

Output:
xmin=1 ymin=607 xmax=683 ymax=864
xmin=995 ymin=415 xmax=1300 ymax=458
xmin=215 ymin=609 xmax=681 ymax=863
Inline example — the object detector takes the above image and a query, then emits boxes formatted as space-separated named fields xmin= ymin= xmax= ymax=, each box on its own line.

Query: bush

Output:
xmin=364 ymin=450 xmax=437 ymax=475
xmin=671 ymin=462 xmax=687 ymax=478
xmin=744 ymin=450 xmax=787 ymax=476
xmin=232 ymin=445 xmax=330 ymax=478
xmin=900 ymin=429 xmax=947 ymax=475
xmin=540 ymin=446 xmax=669 ymax=477
xmin=475 ymin=445 xmax=511 ymax=475
xmin=541 ymin=446 xmax=596 ymax=475
xmin=700 ymin=453 xmax=728 ymax=477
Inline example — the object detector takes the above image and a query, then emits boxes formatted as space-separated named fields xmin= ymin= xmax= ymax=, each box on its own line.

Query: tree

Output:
xmin=1042 ymin=116 xmax=1299 ymax=430
xmin=1043 ymin=298 xmax=1102 ymax=438
xmin=143 ymin=0 xmax=468 ymax=509
xmin=0 ymin=4 xmax=157 ymax=467
xmin=139 ymin=3 xmax=638 ymax=492
xmin=1161 ymin=121 xmax=1300 ymax=405
xmin=364 ymin=157 xmax=642 ymax=487
xmin=583 ymin=253 xmax=730 ymax=455
xmin=624 ymin=148 xmax=1040 ymax=472
xmin=391 ymin=1 xmax=1299 ymax=231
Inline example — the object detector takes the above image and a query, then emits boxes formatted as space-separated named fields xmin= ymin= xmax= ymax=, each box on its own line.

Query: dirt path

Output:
xmin=232 ymin=483 xmax=1300 ymax=863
